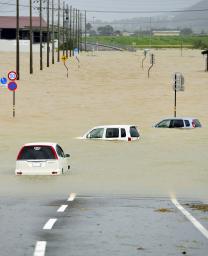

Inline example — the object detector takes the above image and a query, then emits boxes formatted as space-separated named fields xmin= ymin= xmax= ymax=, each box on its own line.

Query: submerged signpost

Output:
xmin=142 ymin=49 xmax=149 ymax=69
xmin=201 ymin=49 xmax=208 ymax=72
xmin=74 ymin=48 xmax=80 ymax=68
xmin=148 ymin=53 xmax=155 ymax=78
xmin=8 ymin=71 xmax=18 ymax=118
xmin=173 ymin=72 xmax=185 ymax=117
xmin=61 ymin=55 xmax=69 ymax=78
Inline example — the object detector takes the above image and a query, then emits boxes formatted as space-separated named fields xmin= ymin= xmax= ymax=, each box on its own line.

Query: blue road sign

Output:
xmin=1 ymin=77 xmax=7 ymax=84
xmin=8 ymin=81 xmax=17 ymax=91
xmin=74 ymin=48 xmax=79 ymax=56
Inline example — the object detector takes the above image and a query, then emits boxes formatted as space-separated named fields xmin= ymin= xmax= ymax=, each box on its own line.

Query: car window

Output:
xmin=156 ymin=120 xmax=171 ymax=128
xmin=171 ymin=119 xmax=184 ymax=128
xmin=18 ymin=146 xmax=57 ymax=160
xmin=106 ymin=128 xmax=119 ymax=138
xmin=185 ymin=120 xmax=190 ymax=127
xmin=130 ymin=126 xmax=139 ymax=137
xmin=87 ymin=128 xmax=104 ymax=139
xmin=121 ymin=128 xmax=126 ymax=138
xmin=56 ymin=145 xmax=65 ymax=157
xmin=193 ymin=119 xmax=202 ymax=127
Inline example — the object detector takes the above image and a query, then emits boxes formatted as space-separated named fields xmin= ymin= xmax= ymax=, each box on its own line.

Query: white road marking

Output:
xmin=33 ymin=241 xmax=47 ymax=256
xmin=171 ymin=198 xmax=208 ymax=239
xmin=57 ymin=204 xmax=68 ymax=212
xmin=68 ymin=193 xmax=76 ymax=202
xmin=43 ymin=218 xmax=57 ymax=230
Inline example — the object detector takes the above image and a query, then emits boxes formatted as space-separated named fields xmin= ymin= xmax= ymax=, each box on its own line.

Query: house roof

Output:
xmin=0 ymin=16 xmax=47 ymax=29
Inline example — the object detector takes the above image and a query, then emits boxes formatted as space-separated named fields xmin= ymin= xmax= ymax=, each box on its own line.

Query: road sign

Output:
xmin=1 ymin=77 xmax=7 ymax=84
xmin=8 ymin=81 xmax=18 ymax=91
xmin=61 ymin=55 xmax=68 ymax=62
xmin=173 ymin=72 xmax=185 ymax=91
xmin=74 ymin=48 xmax=79 ymax=57
xmin=8 ymin=71 xmax=17 ymax=81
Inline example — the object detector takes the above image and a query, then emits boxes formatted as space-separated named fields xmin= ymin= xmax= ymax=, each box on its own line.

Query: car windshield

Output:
xmin=130 ymin=126 xmax=139 ymax=137
xmin=156 ymin=120 xmax=171 ymax=128
xmin=18 ymin=146 xmax=56 ymax=160
xmin=87 ymin=128 xmax=104 ymax=139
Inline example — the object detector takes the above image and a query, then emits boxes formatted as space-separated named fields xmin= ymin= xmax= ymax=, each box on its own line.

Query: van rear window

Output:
xmin=17 ymin=146 xmax=57 ymax=160
xmin=130 ymin=126 xmax=139 ymax=137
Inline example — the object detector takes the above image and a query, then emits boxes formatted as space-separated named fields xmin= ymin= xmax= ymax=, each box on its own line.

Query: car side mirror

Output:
xmin=65 ymin=154 xmax=70 ymax=158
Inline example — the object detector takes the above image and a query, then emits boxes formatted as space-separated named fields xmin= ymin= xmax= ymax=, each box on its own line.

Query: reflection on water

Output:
xmin=0 ymin=127 xmax=208 ymax=199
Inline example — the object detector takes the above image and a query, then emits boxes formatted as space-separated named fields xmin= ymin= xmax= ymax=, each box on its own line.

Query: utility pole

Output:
xmin=66 ymin=5 xmax=69 ymax=58
xmin=16 ymin=0 xmax=20 ymax=80
xmin=30 ymin=0 xmax=33 ymax=74
xmin=77 ymin=10 xmax=80 ymax=52
xmin=40 ymin=0 xmax=43 ymax=70
xmin=62 ymin=1 xmax=65 ymax=55
xmin=85 ymin=10 xmax=87 ymax=52
xmin=69 ymin=5 xmax=72 ymax=56
xmin=72 ymin=8 xmax=75 ymax=55
xmin=57 ymin=0 xmax=60 ymax=62
xmin=80 ymin=12 xmax=82 ymax=52
xmin=52 ymin=0 xmax=54 ymax=64
xmin=75 ymin=9 xmax=78 ymax=50
xmin=47 ymin=0 xmax=50 ymax=67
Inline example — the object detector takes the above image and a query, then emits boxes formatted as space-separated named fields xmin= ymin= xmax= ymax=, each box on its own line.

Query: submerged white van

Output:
xmin=15 ymin=142 xmax=70 ymax=175
xmin=80 ymin=125 xmax=140 ymax=141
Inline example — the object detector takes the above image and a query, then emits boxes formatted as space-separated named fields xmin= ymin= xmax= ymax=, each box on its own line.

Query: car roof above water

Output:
xmin=161 ymin=117 xmax=198 ymax=120
xmin=90 ymin=125 xmax=138 ymax=129
xmin=22 ymin=142 xmax=58 ymax=147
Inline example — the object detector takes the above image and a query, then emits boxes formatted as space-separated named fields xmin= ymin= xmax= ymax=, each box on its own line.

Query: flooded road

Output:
xmin=0 ymin=126 xmax=207 ymax=199
xmin=0 ymin=49 xmax=207 ymax=199
xmin=0 ymin=49 xmax=207 ymax=255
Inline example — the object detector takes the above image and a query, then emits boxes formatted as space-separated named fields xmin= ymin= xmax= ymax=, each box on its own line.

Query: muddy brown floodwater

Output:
xmin=0 ymin=49 xmax=207 ymax=199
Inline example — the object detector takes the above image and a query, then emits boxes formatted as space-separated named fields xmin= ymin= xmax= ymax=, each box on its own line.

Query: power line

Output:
xmin=0 ymin=2 xmax=208 ymax=14
xmin=83 ymin=8 xmax=208 ymax=14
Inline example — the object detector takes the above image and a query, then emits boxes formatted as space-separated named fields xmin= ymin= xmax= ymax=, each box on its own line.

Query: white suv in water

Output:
xmin=15 ymin=142 xmax=70 ymax=175
xmin=153 ymin=117 xmax=202 ymax=129
xmin=80 ymin=125 xmax=140 ymax=141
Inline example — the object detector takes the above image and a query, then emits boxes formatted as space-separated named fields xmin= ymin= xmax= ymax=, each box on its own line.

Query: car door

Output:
xmin=170 ymin=119 xmax=184 ymax=128
xmin=105 ymin=128 xmax=119 ymax=140
xmin=56 ymin=145 xmax=67 ymax=173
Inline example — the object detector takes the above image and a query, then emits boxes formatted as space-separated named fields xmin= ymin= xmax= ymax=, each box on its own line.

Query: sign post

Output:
xmin=74 ymin=48 xmax=80 ymax=68
xmin=148 ymin=53 xmax=155 ymax=78
xmin=8 ymin=71 xmax=18 ymax=118
xmin=173 ymin=72 xmax=185 ymax=117
xmin=142 ymin=49 xmax=149 ymax=69
xmin=61 ymin=55 xmax=69 ymax=78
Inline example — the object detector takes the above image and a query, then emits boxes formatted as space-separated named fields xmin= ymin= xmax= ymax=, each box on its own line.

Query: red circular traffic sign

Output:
xmin=8 ymin=81 xmax=18 ymax=91
xmin=8 ymin=71 xmax=17 ymax=81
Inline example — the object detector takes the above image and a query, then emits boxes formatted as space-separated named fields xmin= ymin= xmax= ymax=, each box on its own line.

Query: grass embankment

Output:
xmin=87 ymin=35 xmax=208 ymax=49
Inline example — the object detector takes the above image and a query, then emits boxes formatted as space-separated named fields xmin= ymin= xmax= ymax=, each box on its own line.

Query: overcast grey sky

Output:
xmin=0 ymin=0 xmax=202 ymax=21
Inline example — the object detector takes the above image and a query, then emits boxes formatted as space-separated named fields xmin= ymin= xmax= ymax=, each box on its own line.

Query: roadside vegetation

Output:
xmin=87 ymin=35 xmax=208 ymax=49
